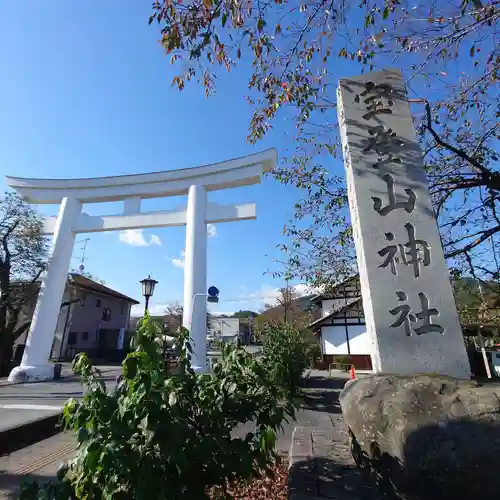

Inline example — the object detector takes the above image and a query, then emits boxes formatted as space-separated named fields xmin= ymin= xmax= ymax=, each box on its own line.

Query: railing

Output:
xmin=328 ymin=362 xmax=351 ymax=376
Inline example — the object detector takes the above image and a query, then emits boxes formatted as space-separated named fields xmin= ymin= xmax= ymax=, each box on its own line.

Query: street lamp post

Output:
xmin=140 ymin=275 xmax=158 ymax=315
xmin=189 ymin=287 xmax=219 ymax=372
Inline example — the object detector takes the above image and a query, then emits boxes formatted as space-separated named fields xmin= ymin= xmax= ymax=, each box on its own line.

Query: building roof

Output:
xmin=310 ymin=276 xmax=360 ymax=304
xmin=308 ymin=297 xmax=362 ymax=329
xmin=68 ymin=273 xmax=140 ymax=304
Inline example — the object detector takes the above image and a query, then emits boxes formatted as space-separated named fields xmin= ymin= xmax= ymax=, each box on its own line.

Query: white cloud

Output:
xmin=207 ymin=223 xmax=217 ymax=238
xmin=293 ymin=284 xmax=315 ymax=296
xmin=131 ymin=301 xmax=171 ymax=317
xmin=149 ymin=234 xmax=162 ymax=246
xmin=221 ymin=283 xmax=317 ymax=310
xmin=247 ymin=284 xmax=313 ymax=303
xmin=171 ymin=249 xmax=186 ymax=269
xmin=119 ymin=229 xmax=162 ymax=247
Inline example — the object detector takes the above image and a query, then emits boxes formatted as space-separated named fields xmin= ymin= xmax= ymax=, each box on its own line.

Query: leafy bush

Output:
xmin=305 ymin=343 xmax=322 ymax=368
xmin=261 ymin=323 xmax=308 ymax=399
xmin=21 ymin=316 xmax=295 ymax=500
xmin=333 ymin=355 xmax=353 ymax=371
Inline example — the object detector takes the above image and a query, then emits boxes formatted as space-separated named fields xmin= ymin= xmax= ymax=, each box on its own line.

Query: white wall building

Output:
xmin=209 ymin=317 xmax=240 ymax=345
xmin=309 ymin=278 xmax=373 ymax=370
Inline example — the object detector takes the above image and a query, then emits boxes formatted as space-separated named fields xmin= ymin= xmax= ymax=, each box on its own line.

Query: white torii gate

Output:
xmin=6 ymin=149 xmax=277 ymax=382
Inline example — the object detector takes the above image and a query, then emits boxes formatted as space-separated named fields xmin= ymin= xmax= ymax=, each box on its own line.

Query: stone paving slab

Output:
xmin=289 ymin=418 xmax=378 ymax=500
xmin=288 ymin=372 xmax=379 ymax=500
xmin=0 ymin=432 xmax=76 ymax=499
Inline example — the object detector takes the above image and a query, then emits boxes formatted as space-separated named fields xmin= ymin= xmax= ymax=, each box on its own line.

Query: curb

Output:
xmin=0 ymin=412 xmax=63 ymax=456
xmin=288 ymin=426 xmax=322 ymax=500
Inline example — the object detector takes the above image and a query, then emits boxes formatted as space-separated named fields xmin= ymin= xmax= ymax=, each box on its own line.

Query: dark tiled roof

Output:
xmin=12 ymin=274 xmax=140 ymax=305
xmin=69 ymin=273 xmax=140 ymax=304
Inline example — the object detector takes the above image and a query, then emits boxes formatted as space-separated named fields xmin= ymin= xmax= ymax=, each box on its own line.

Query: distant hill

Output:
xmin=258 ymin=294 xmax=319 ymax=323
xmin=453 ymin=278 xmax=500 ymax=309
xmin=231 ymin=310 xmax=259 ymax=319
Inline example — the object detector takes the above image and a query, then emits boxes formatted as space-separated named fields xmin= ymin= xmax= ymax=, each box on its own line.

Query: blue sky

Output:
xmin=0 ymin=1 xmax=347 ymax=315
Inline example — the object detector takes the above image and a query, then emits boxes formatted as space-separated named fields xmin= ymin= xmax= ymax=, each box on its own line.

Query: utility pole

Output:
xmin=284 ymin=280 xmax=289 ymax=324
xmin=76 ymin=238 xmax=90 ymax=272
xmin=477 ymin=280 xmax=492 ymax=379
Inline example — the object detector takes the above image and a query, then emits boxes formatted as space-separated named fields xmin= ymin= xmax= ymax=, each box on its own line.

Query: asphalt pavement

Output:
xmin=0 ymin=365 xmax=123 ymax=436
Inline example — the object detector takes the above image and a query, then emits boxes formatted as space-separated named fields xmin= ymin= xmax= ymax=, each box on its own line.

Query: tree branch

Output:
xmin=445 ymin=224 xmax=500 ymax=259
xmin=424 ymin=101 xmax=500 ymax=189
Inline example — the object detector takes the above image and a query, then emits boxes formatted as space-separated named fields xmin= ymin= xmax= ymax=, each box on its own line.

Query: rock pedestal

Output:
xmin=340 ymin=375 xmax=500 ymax=499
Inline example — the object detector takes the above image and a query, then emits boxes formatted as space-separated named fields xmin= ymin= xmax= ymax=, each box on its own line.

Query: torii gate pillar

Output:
xmin=9 ymin=197 xmax=82 ymax=382
xmin=183 ymin=184 xmax=208 ymax=371
xmin=6 ymin=149 xmax=277 ymax=382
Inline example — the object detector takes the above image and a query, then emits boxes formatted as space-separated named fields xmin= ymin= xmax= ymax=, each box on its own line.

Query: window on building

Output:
xmin=81 ymin=332 xmax=89 ymax=341
xmin=67 ymin=332 xmax=77 ymax=345
xmin=96 ymin=299 xmax=102 ymax=307
xmin=102 ymin=308 xmax=111 ymax=321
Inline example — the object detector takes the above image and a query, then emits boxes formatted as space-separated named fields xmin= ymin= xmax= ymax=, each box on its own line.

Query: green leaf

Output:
xmin=169 ymin=392 xmax=178 ymax=406
xmin=123 ymin=356 xmax=138 ymax=379
xmin=222 ymin=12 xmax=228 ymax=27
xmin=470 ymin=45 xmax=475 ymax=57
xmin=383 ymin=7 xmax=390 ymax=19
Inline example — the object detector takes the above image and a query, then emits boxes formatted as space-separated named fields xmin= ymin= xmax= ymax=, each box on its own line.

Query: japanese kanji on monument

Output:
xmin=337 ymin=69 xmax=471 ymax=378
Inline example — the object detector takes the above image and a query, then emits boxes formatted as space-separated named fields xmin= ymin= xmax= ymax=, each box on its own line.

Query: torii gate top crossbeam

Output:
xmin=6 ymin=149 xmax=277 ymax=204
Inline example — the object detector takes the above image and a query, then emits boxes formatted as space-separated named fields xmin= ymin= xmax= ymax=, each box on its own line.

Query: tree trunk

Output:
xmin=0 ymin=343 xmax=14 ymax=377
xmin=0 ymin=304 xmax=13 ymax=377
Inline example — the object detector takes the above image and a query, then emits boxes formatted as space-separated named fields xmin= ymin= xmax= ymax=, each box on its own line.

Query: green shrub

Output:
xmin=305 ymin=343 xmax=322 ymax=368
xmin=333 ymin=355 xmax=353 ymax=370
xmin=21 ymin=315 xmax=295 ymax=500
xmin=261 ymin=323 xmax=308 ymax=399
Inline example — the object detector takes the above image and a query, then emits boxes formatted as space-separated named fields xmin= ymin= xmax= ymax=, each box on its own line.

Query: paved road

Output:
xmin=0 ymin=365 xmax=123 ymax=434
xmin=0 ymin=370 xmax=350 ymax=498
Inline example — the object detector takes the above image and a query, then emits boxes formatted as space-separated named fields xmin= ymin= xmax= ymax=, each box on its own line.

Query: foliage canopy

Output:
xmin=151 ymin=0 xmax=499 ymax=286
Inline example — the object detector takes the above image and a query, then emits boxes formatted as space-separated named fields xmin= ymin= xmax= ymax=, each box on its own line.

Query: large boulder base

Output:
xmin=340 ymin=374 xmax=500 ymax=500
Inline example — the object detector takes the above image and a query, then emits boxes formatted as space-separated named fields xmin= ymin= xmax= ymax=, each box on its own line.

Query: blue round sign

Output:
xmin=208 ymin=286 xmax=219 ymax=297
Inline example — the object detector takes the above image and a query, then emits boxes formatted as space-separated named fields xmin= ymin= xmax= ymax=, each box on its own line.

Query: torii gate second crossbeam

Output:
xmin=6 ymin=149 xmax=277 ymax=382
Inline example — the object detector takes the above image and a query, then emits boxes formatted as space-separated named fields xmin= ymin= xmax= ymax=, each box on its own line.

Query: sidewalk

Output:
xmin=289 ymin=371 xmax=378 ymax=499
xmin=0 ymin=433 xmax=76 ymax=499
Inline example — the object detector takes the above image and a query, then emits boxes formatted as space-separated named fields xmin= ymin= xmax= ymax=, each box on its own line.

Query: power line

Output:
xmin=74 ymin=238 xmax=90 ymax=272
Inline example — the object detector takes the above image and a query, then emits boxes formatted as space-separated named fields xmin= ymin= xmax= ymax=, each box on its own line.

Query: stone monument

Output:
xmin=337 ymin=69 xmax=470 ymax=379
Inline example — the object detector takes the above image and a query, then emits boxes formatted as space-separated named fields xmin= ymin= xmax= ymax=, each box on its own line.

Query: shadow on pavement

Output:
xmin=0 ymin=471 xmax=56 ymax=499
xmin=289 ymin=456 xmax=381 ymax=500
xmin=301 ymin=376 xmax=347 ymax=415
